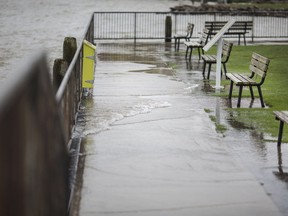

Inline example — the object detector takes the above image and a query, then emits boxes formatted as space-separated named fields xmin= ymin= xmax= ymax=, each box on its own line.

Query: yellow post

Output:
xmin=82 ymin=40 xmax=96 ymax=89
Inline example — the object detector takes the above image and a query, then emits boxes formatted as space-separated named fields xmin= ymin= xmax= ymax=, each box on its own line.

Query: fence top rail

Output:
xmin=93 ymin=11 xmax=288 ymax=17
xmin=93 ymin=11 xmax=171 ymax=14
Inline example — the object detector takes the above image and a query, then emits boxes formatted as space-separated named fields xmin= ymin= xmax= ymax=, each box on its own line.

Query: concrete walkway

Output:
xmin=74 ymin=43 xmax=283 ymax=216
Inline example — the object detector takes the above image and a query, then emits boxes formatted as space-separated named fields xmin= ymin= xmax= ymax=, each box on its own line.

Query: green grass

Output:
xmin=217 ymin=44 xmax=288 ymax=141
xmin=209 ymin=115 xmax=227 ymax=134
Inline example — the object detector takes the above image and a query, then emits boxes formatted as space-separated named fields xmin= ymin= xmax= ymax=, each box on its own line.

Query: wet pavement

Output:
xmin=71 ymin=42 xmax=288 ymax=216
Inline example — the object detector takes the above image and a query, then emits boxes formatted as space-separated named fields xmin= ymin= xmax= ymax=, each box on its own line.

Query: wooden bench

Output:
xmin=184 ymin=28 xmax=210 ymax=61
xmin=205 ymin=21 xmax=253 ymax=45
xmin=274 ymin=111 xmax=288 ymax=146
xmin=226 ymin=52 xmax=270 ymax=108
xmin=174 ymin=23 xmax=194 ymax=51
xmin=201 ymin=40 xmax=233 ymax=79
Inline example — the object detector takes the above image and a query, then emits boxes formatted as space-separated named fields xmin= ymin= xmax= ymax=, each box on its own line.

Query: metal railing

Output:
xmin=93 ymin=11 xmax=288 ymax=42
xmin=56 ymin=13 xmax=94 ymax=145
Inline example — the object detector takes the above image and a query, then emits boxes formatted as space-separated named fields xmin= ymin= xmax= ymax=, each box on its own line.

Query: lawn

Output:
xmin=215 ymin=44 xmax=288 ymax=142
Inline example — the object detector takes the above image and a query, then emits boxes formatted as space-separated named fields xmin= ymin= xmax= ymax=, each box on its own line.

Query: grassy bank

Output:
xmin=211 ymin=44 xmax=288 ymax=142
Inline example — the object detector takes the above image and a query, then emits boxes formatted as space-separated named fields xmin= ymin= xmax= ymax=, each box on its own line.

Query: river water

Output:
xmin=0 ymin=0 xmax=191 ymax=83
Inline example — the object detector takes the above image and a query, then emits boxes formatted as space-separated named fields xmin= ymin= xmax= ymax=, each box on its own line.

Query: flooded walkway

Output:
xmin=72 ymin=42 xmax=287 ymax=216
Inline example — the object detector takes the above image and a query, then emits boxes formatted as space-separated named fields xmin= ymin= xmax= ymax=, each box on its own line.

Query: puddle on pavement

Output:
xmin=83 ymin=42 xmax=288 ymax=215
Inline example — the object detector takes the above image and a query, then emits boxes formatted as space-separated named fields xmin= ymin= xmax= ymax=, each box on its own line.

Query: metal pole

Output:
xmin=215 ymin=37 xmax=223 ymax=89
xmin=134 ymin=12 xmax=137 ymax=44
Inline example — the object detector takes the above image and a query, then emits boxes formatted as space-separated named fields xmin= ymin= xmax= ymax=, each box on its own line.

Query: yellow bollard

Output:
xmin=82 ymin=40 xmax=96 ymax=91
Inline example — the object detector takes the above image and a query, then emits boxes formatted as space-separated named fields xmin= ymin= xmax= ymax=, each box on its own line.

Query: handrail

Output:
xmin=56 ymin=13 xmax=94 ymax=103
xmin=93 ymin=11 xmax=288 ymax=42
xmin=55 ymin=13 xmax=95 ymax=144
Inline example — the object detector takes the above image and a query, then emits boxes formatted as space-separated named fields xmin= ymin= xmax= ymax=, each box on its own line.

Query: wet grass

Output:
xmin=208 ymin=114 xmax=227 ymax=135
xmin=205 ymin=44 xmax=288 ymax=142
xmin=205 ymin=108 xmax=227 ymax=135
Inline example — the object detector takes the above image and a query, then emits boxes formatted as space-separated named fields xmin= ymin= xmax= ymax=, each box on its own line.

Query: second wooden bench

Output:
xmin=205 ymin=21 xmax=253 ymax=45
xmin=226 ymin=52 xmax=270 ymax=108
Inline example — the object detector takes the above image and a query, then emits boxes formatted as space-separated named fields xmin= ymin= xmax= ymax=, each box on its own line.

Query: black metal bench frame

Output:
xmin=184 ymin=28 xmax=210 ymax=61
xmin=174 ymin=23 xmax=194 ymax=51
xmin=226 ymin=52 xmax=270 ymax=108
xmin=205 ymin=21 xmax=253 ymax=45
xmin=274 ymin=111 xmax=288 ymax=146
xmin=201 ymin=40 xmax=233 ymax=79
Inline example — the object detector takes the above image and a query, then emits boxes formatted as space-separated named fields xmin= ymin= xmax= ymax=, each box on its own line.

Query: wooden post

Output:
xmin=165 ymin=16 xmax=172 ymax=42
xmin=53 ymin=58 xmax=68 ymax=92
xmin=63 ymin=37 xmax=77 ymax=65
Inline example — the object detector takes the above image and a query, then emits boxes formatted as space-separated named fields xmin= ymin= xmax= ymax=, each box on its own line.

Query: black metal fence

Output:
xmin=93 ymin=11 xmax=288 ymax=42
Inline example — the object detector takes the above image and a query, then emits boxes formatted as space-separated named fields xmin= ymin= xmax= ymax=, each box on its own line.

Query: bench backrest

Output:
xmin=199 ymin=28 xmax=210 ymax=46
xmin=186 ymin=23 xmax=194 ymax=39
xmin=221 ymin=40 xmax=233 ymax=63
xmin=249 ymin=52 xmax=270 ymax=83
xmin=205 ymin=21 xmax=253 ymax=34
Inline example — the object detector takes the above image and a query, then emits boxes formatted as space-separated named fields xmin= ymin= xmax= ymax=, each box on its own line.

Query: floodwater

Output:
xmin=72 ymin=42 xmax=288 ymax=215
xmin=0 ymin=0 xmax=191 ymax=83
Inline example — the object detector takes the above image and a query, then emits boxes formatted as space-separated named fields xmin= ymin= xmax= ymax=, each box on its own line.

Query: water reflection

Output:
xmin=274 ymin=147 xmax=288 ymax=183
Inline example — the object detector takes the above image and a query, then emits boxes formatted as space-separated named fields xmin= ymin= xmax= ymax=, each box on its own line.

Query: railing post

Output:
xmin=165 ymin=15 xmax=172 ymax=42
xmin=53 ymin=59 xmax=68 ymax=92
xmin=252 ymin=14 xmax=255 ymax=43
xmin=63 ymin=37 xmax=77 ymax=65
xmin=134 ymin=12 xmax=137 ymax=44
xmin=174 ymin=13 xmax=177 ymax=35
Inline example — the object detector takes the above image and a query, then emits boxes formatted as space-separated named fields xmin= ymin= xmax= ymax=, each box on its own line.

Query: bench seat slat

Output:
xmin=184 ymin=41 xmax=201 ymax=47
xmin=202 ymin=55 xmax=216 ymax=62
xmin=274 ymin=111 xmax=288 ymax=124
xmin=226 ymin=73 xmax=257 ymax=85
xmin=227 ymin=52 xmax=269 ymax=108
xmin=205 ymin=21 xmax=253 ymax=45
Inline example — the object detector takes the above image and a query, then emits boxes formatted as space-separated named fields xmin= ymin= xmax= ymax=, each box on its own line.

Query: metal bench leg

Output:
xmin=228 ymin=80 xmax=234 ymax=99
xmin=223 ymin=63 xmax=228 ymax=78
xmin=277 ymin=121 xmax=284 ymax=147
xmin=249 ymin=86 xmax=254 ymax=100
xmin=207 ymin=63 xmax=212 ymax=80
xmin=202 ymin=61 xmax=206 ymax=77
xmin=238 ymin=35 xmax=241 ymax=45
xmin=237 ymin=85 xmax=243 ymax=108
xmin=177 ymin=39 xmax=180 ymax=51
xmin=185 ymin=46 xmax=189 ymax=59
xmin=257 ymin=85 xmax=265 ymax=108
xmin=189 ymin=47 xmax=193 ymax=61
xmin=197 ymin=47 xmax=201 ymax=60
xmin=175 ymin=38 xmax=177 ymax=50
xmin=244 ymin=35 xmax=247 ymax=46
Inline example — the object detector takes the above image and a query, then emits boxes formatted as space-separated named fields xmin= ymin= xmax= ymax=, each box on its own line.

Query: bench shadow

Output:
xmin=226 ymin=98 xmax=265 ymax=109
xmin=273 ymin=146 xmax=288 ymax=183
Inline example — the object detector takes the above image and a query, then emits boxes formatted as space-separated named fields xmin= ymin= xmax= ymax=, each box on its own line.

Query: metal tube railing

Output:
xmin=56 ymin=13 xmax=95 ymax=144
xmin=93 ymin=11 xmax=288 ymax=42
